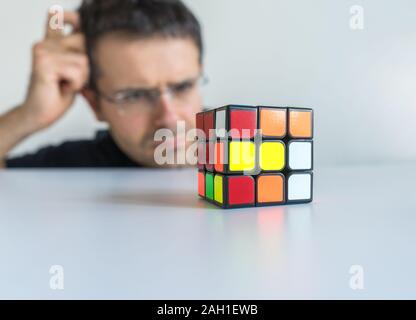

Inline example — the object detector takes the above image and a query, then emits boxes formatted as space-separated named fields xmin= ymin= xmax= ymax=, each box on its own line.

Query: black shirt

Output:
xmin=6 ymin=130 xmax=140 ymax=168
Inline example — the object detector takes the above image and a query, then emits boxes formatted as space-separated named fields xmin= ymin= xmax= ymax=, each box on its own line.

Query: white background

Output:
xmin=1 ymin=0 xmax=415 ymax=166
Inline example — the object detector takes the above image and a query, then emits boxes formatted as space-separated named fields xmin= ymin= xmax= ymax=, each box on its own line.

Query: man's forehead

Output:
xmin=94 ymin=34 xmax=201 ymax=88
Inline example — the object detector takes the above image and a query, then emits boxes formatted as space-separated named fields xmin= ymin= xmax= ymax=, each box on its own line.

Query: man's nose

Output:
xmin=153 ymin=91 xmax=180 ymax=128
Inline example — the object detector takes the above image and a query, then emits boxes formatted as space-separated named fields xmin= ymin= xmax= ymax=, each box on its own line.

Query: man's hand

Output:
xmin=0 ymin=10 xmax=89 ymax=168
xmin=21 ymin=11 xmax=89 ymax=131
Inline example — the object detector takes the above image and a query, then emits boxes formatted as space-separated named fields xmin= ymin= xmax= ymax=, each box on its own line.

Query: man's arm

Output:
xmin=0 ymin=11 xmax=88 ymax=168
xmin=0 ymin=105 xmax=43 ymax=168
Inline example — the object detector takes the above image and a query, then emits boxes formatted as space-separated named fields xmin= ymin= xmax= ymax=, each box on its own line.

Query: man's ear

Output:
xmin=81 ymin=88 xmax=106 ymax=121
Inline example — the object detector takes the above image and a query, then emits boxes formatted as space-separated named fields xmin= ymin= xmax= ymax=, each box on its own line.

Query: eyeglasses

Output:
xmin=94 ymin=74 xmax=208 ymax=114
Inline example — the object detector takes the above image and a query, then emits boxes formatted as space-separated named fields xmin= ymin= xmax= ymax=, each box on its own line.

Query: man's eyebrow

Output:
xmin=113 ymin=77 xmax=197 ymax=93
xmin=168 ymin=77 xmax=196 ymax=85
xmin=114 ymin=87 xmax=151 ymax=94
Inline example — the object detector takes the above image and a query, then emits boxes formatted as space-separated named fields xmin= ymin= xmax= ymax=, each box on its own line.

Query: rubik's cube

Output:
xmin=196 ymin=105 xmax=314 ymax=209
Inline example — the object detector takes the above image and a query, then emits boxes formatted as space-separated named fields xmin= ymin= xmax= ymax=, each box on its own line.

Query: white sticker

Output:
xmin=289 ymin=141 xmax=312 ymax=170
xmin=288 ymin=173 xmax=311 ymax=200
xmin=215 ymin=109 xmax=227 ymax=138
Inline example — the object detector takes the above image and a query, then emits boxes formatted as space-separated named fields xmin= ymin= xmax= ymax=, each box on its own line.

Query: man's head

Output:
xmin=79 ymin=0 xmax=203 ymax=167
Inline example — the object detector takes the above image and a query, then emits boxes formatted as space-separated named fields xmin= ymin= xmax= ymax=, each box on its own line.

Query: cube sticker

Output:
xmin=197 ymin=140 xmax=205 ymax=170
xmin=259 ymin=107 xmax=287 ymax=138
xmin=212 ymin=140 xmax=255 ymax=174
xmin=196 ymin=112 xmax=204 ymax=136
xmin=205 ymin=172 xmax=214 ymax=201
xmin=212 ymin=105 xmax=257 ymax=140
xmin=287 ymin=172 xmax=313 ymax=203
xmin=198 ymin=170 xmax=205 ymax=197
xmin=259 ymin=141 xmax=285 ymax=171
xmin=288 ymin=108 xmax=313 ymax=139
xmin=214 ymin=174 xmax=224 ymax=204
xmin=204 ymin=110 xmax=215 ymax=140
xmin=288 ymin=140 xmax=313 ymax=170
xmin=229 ymin=141 xmax=256 ymax=172
xmin=205 ymin=141 xmax=215 ymax=172
xmin=211 ymin=174 xmax=255 ymax=208
xmin=197 ymin=105 xmax=314 ymax=209
xmin=256 ymin=173 xmax=285 ymax=205
xmin=229 ymin=108 xmax=257 ymax=139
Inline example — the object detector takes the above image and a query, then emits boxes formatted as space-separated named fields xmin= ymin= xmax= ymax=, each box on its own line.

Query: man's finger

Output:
xmin=58 ymin=62 xmax=89 ymax=93
xmin=58 ymin=33 xmax=86 ymax=53
xmin=62 ymin=11 xmax=80 ymax=31
xmin=55 ymin=52 xmax=89 ymax=77
xmin=45 ymin=10 xmax=80 ymax=39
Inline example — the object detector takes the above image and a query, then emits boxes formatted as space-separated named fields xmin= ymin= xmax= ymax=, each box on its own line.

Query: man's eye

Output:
xmin=171 ymin=81 xmax=194 ymax=94
xmin=117 ymin=91 xmax=146 ymax=103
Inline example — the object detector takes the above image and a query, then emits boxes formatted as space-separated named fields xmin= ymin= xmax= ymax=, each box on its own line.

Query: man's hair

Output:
xmin=78 ymin=0 xmax=203 ymax=89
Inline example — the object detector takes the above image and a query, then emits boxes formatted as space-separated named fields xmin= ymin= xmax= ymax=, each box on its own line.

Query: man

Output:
xmin=0 ymin=0 xmax=204 ymax=168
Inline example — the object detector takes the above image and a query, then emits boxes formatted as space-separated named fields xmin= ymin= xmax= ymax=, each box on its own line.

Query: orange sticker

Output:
xmin=289 ymin=110 xmax=312 ymax=138
xmin=214 ymin=141 xmax=224 ymax=173
xmin=257 ymin=175 xmax=284 ymax=203
xmin=260 ymin=108 xmax=286 ymax=137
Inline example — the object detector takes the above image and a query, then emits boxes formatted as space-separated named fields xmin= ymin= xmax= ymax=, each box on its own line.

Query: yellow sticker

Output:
xmin=214 ymin=175 xmax=223 ymax=204
xmin=229 ymin=141 xmax=256 ymax=172
xmin=260 ymin=141 xmax=285 ymax=171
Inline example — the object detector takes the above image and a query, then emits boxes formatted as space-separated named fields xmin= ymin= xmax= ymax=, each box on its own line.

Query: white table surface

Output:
xmin=0 ymin=164 xmax=415 ymax=299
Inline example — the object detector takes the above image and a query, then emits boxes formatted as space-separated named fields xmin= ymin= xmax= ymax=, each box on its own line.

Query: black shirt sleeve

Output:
xmin=5 ymin=131 xmax=139 ymax=168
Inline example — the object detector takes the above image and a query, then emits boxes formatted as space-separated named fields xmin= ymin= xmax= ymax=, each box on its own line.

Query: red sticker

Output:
xmin=228 ymin=176 xmax=255 ymax=205
xmin=196 ymin=113 xmax=204 ymax=140
xmin=198 ymin=172 xmax=205 ymax=197
xmin=229 ymin=109 xmax=257 ymax=139
xmin=204 ymin=111 xmax=215 ymax=140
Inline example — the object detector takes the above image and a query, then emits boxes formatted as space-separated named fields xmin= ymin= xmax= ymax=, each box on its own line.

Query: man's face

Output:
xmin=89 ymin=34 xmax=203 ymax=167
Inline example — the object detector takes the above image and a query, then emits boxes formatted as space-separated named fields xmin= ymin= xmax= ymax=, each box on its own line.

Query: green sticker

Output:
xmin=205 ymin=173 xmax=214 ymax=200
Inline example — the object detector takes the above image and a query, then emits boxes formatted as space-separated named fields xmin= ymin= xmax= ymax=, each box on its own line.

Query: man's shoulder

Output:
xmin=6 ymin=130 xmax=139 ymax=168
